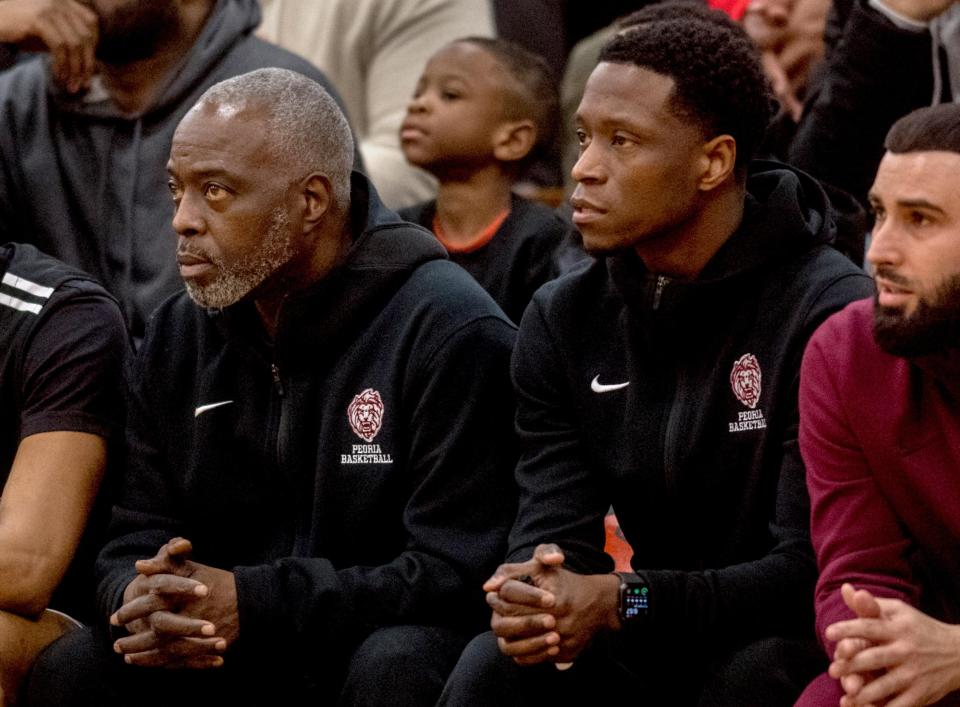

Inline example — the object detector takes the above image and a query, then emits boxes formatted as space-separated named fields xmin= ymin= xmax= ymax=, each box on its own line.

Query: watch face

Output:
xmin=622 ymin=584 xmax=649 ymax=620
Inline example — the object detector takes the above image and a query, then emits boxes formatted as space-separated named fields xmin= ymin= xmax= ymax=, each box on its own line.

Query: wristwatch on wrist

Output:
xmin=616 ymin=572 xmax=650 ymax=623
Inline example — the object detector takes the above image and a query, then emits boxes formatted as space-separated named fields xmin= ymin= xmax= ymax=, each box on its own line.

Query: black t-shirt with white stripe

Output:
xmin=0 ymin=243 xmax=128 ymax=618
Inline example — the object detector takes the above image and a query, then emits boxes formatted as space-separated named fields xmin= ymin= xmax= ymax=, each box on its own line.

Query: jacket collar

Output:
xmin=609 ymin=161 xmax=835 ymax=319
xmin=212 ymin=172 xmax=446 ymax=358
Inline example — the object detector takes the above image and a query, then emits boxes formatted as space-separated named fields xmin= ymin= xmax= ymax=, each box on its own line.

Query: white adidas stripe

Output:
xmin=2 ymin=272 xmax=54 ymax=299
xmin=0 ymin=292 xmax=42 ymax=314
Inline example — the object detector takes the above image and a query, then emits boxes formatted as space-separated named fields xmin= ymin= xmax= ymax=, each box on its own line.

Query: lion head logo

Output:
xmin=730 ymin=354 xmax=762 ymax=409
xmin=347 ymin=388 xmax=385 ymax=442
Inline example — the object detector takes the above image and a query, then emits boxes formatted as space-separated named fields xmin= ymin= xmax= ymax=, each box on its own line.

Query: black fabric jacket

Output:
xmin=96 ymin=176 xmax=518 ymax=666
xmin=400 ymin=194 xmax=567 ymax=324
xmin=507 ymin=163 xmax=875 ymax=649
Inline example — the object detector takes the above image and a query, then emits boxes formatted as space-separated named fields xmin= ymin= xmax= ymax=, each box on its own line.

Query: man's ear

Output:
xmin=492 ymin=119 xmax=537 ymax=163
xmin=300 ymin=173 xmax=333 ymax=233
xmin=697 ymin=134 xmax=737 ymax=192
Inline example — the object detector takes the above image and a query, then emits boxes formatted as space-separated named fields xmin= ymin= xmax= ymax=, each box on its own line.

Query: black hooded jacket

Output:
xmin=507 ymin=163 xmax=875 ymax=647
xmin=95 ymin=176 xmax=518 ymax=665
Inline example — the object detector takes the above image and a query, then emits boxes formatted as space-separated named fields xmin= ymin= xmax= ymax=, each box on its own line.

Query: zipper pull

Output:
xmin=271 ymin=363 xmax=285 ymax=397
xmin=653 ymin=275 xmax=669 ymax=310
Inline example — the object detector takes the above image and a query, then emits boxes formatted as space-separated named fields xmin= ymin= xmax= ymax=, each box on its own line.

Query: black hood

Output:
xmin=609 ymin=161 xmax=839 ymax=316
xmin=217 ymin=173 xmax=447 ymax=354
xmin=698 ymin=160 xmax=836 ymax=282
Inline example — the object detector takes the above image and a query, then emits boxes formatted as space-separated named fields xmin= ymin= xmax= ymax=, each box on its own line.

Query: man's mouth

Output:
xmin=177 ymin=251 xmax=213 ymax=279
xmin=875 ymin=275 xmax=915 ymax=309
xmin=570 ymin=195 xmax=607 ymax=225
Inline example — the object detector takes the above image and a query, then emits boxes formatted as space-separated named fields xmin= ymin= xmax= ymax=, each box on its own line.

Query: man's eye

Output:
xmin=441 ymin=91 xmax=461 ymax=100
xmin=575 ymin=129 xmax=587 ymax=145
xmin=168 ymin=181 xmax=182 ymax=201
xmin=611 ymin=135 xmax=629 ymax=147
xmin=909 ymin=211 xmax=931 ymax=227
xmin=204 ymin=183 xmax=227 ymax=200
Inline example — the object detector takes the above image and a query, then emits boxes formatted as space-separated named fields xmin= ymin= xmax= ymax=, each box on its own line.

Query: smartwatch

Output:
xmin=616 ymin=572 xmax=650 ymax=623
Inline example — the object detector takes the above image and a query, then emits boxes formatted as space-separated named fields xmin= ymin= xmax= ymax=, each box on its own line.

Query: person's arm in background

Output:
xmin=0 ymin=284 xmax=127 ymax=700
xmin=0 ymin=432 xmax=106 ymax=616
xmin=0 ymin=0 xmax=97 ymax=92
xmin=0 ymin=289 xmax=127 ymax=615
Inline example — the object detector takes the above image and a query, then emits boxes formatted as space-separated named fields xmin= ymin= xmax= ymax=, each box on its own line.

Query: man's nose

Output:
xmin=571 ymin=140 xmax=604 ymax=185
xmin=172 ymin=191 xmax=205 ymax=238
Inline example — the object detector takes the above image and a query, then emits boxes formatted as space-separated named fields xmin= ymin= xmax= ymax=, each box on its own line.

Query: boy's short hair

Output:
xmin=599 ymin=7 xmax=773 ymax=169
xmin=455 ymin=36 xmax=560 ymax=169
xmin=885 ymin=103 xmax=960 ymax=156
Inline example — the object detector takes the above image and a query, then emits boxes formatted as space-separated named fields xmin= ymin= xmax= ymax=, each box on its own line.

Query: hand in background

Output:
xmin=0 ymin=0 xmax=98 ymax=93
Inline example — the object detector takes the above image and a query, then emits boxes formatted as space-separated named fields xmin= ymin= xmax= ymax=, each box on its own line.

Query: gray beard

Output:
xmin=873 ymin=272 xmax=960 ymax=357
xmin=185 ymin=209 xmax=295 ymax=310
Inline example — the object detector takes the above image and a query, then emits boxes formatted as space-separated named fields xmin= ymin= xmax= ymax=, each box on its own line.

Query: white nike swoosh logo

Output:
xmin=194 ymin=400 xmax=235 ymax=418
xmin=590 ymin=375 xmax=629 ymax=393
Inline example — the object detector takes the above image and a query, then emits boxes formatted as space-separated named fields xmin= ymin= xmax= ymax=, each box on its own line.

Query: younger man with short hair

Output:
xmin=399 ymin=37 xmax=569 ymax=324
xmin=439 ymin=7 xmax=874 ymax=705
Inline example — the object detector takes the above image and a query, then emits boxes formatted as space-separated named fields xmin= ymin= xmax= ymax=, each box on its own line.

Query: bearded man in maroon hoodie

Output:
xmin=798 ymin=103 xmax=960 ymax=707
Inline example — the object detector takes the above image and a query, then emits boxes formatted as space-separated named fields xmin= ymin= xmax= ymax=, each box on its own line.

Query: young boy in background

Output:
xmin=399 ymin=37 xmax=570 ymax=324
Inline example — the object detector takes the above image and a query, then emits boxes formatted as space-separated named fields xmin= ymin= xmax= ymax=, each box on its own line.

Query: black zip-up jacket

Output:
xmin=96 ymin=176 xmax=518 ymax=665
xmin=507 ymin=163 xmax=875 ymax=648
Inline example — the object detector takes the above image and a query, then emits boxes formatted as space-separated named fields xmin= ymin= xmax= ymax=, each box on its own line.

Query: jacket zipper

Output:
xmin=270 ymin=360 xmax=303 ymax=554
xmin=270 ymin=363 xmax=285 ymax=471
xmin=653 ymin=275 xmax=669 ymax=310
xmin=271 ymin=363 xmax=285 ymax=397
xmin=651 ymin=274 xmax=677 ymax=493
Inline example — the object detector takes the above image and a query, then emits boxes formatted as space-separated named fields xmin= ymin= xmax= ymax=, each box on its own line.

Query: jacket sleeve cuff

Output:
xmin=102 ymin=569 xmax=137 ymax=641
xmin=233 ymin=564 xmax=283 ymax=649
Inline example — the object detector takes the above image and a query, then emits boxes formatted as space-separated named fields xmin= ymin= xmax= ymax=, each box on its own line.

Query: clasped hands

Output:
xmin=826 ymin=583 xmax=960 ymax=707
xmin=484 ymin=543 xmax=621 ymax=666
xmin=110 ymin=537 xmax=238 ymax=669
